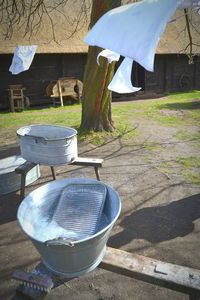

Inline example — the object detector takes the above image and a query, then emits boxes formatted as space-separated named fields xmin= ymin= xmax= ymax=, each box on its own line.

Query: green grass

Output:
xmin=143 ymin=141 xmax=164 ymax=152
xmin=176 ymin=156 xmax=200 ymax=169
xmin=113 ymin=90 xmax=200 ymax=126
xmin=79 ymin=123 xmax=138 ymax=145
xmin=0 ymin=90 xmax=200 ymax=146
xmin=0 ymin=106 xmax=81 ymax=130
xmin=155 ymin=161 xmax=177 ymax=176
xmin=165 ymin=90 xmax=200 ymax=102
xmin=176 ymin=156 xmax=200 ymax=185
xmin=182 ymin=171 xmax=200 ymax=185
xmin=0 ymin=104 xmax=139 ymax=146
xmin=146 ymin=157 xmax=200 ymax=185
xmin=0 ymin=105 xmax=82 ymax=145
xmin=175 ymin=130 xmax=200 ymax=148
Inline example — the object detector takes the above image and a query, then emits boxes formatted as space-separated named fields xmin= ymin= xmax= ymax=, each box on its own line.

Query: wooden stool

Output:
xmin=15 ymin=157 xmax=104 ymax=199
xmin=8 ymin=84 xmax=25 ymax=112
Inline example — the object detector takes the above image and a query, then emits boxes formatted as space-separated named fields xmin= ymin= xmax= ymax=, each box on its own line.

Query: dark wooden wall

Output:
xmin=0 ymin=53 xmax=199 ymax=109
xmin=0 ymin=53 xmax=87 ymax=109
xmin=145 ymin=54 xmax=200 ymax=93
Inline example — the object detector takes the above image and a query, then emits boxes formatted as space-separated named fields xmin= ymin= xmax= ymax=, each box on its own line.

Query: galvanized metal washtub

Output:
xmin=17 ymin=178 xmax=121 ymax=278
xmin=17 ymin=125 xmax=77 ymax=166
xmin=0 ymin=155 xmax=40 ymax=195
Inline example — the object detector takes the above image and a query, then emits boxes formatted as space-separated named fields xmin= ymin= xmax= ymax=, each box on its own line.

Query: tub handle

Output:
xmin=65 ymin=138 xmax=73 ymax=146
xmin=45 ymin=238 xmax=75 ymax=247
xmin=24 ymin=134 xmax=47 ymax=144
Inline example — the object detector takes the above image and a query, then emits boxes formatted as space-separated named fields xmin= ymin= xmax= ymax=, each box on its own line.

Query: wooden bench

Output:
xmin=70 ymin=157 xmax=103 ymax=181
xmin=15 ymin=157 xmax=104 ymax=199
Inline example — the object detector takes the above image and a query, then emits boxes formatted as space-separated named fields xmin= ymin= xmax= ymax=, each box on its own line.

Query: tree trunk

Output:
xmin=80 ymin=0 xmax=121 ymax=132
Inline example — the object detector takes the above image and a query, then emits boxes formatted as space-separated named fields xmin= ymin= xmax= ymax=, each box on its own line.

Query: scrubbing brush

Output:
xmin=12 ymin=269 xmax=54 ymax=293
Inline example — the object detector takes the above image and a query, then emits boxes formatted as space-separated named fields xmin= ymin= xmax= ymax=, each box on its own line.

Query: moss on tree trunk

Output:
xmin=80 ymin=0 xmax=121 ymax=132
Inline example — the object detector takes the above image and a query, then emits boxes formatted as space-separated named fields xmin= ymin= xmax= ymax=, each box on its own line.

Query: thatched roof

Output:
xmin=0 ymin=1 xmax=199 ymax=55
xmin=158 ymin=9 xmax=200 ymax=54
xmin=0 ymin=0 xmax=90 ymax=54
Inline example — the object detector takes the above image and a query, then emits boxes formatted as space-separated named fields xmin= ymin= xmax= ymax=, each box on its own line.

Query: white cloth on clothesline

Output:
xmin=9 ymin=45 xmax=37 ymax=75
xmin=83 ymin=0 xmax=196 ymax=93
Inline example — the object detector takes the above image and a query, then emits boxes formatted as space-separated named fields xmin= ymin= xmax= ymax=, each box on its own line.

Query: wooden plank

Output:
xmin=50 ymin=166 xmax=56 ymax=180
xmin=57 ymin=80 xmax=63 ymax=107
xmin=13 ymin=247 xmax=200 ymax=299
xmin=100 ymin=247 xmax=200 ymax=297
xmin=15 ymin=161 xmax=37 ymax=174
xmin=70 ymin=157 xmax=103 ymax=167
xmin=70 ymin=157 xmax=103 ymax=181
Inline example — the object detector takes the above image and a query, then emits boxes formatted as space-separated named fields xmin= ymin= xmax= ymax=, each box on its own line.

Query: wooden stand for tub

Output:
xmin=15 ymin=157 xmax=104 ymax=199
xmin=14 ymin=247 xmax=200 ymax=300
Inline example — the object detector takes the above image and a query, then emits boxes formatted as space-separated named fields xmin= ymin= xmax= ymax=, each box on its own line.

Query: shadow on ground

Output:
xmin=109 ymin=193 xmax=200 ymax=247
xmin=158 ymin=100 xmax=200 ymax=111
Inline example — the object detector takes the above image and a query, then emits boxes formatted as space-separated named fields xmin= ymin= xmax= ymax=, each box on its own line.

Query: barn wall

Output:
xmin=0 ymin=53 xmax=87 ymax=109
xmin=145 ymin=54 xmax=200 ymax=93
xmin=1 ymin=53 xmax=199 ymax=110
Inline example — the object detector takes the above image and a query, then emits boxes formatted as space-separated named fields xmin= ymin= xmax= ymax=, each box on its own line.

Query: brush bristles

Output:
xmin=11 ymin=270 xmax=54 ymax=293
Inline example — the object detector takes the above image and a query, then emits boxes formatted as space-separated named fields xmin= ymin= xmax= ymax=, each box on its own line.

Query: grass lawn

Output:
xmin=0 ymin=90 xmax=200 ymax=185
xmin=0 ymin=90 xmax=200 ymax=147
xmin=112 ymin=90 xmax=200 ymax=127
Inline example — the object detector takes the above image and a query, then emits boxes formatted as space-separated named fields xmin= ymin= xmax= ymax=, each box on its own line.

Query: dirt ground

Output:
xmin=0 ymin=99 xmax=200 ymax=300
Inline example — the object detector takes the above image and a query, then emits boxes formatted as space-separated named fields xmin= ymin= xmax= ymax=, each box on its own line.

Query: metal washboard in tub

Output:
xmin=17 ymin=178 xmax=121 ymax=277
xmin=17 ymin=125 xmax=78 ymax=166
xmin=48 ymin=182 xmax=107 ymax=244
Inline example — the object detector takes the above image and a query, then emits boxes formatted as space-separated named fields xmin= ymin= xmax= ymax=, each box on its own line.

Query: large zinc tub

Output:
xmin=17 ymin=125 xmax=77 ymax=166
xmin=17 ymin=178 xmax=121 ymax=278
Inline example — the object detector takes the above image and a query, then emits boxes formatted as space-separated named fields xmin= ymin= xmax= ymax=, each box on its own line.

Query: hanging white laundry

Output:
xmin=97 ymin=49 xmax=120 ymax=65
xmin=84 ymin=0 xmax=184 ymax=72
xmin=83 ymin=0 xmax=188 ymax=93
xmin=108 ymin=57 xmax=141 ymax=93
xmin=9 ymin=45 xmax=37 ymax=75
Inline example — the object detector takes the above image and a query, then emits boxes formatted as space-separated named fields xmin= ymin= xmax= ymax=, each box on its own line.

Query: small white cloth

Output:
xmin=84 ymin=0 xmax=187 ymax=93
xmin=9 ymin=45 xmax=37 ymax=75
xmin=108 ymin=57 xmax=141 ymax=93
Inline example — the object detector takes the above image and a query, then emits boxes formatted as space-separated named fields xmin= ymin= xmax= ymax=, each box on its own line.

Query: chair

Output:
xmin=8 ymin=84 xmax=25 ymax=112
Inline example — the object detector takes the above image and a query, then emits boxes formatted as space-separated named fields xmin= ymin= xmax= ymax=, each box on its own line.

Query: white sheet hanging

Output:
xmin=108 ymin=57 xmax=141 ymax=93
xmin=9 ymin=45 xmax=37 ymax=75
xmin=84 ymin=0 xmax=184 ymax=72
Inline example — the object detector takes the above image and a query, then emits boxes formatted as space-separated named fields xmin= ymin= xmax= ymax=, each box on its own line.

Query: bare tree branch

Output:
xmin=0 ymin=0 xmax=199 ymax=59
xmin=0 ymin=0 xmax=91 ymax=42
xmin=183 ymin=8 xmax=200 ymax=63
